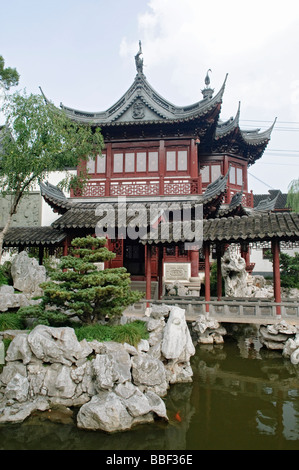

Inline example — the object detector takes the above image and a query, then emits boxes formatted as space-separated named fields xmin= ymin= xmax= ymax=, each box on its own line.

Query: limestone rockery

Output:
xmin=0 ymin=305 xmax=195 ymax=433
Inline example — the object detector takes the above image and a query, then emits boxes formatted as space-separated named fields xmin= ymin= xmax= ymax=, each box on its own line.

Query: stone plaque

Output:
xmin=164 ymin=263 xmax=191 ymax=281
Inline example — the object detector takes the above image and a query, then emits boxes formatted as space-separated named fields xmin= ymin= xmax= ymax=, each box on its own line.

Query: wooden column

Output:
xmin=272 ymin=238 xmax=281 ymax=315
xmin=157 ymin=245 xmax=163 ymax=300
xmin=190 ymin=249 xmax=199 ymax=278
xmin=190 ymin=138 xmax=198 ymax=178
xmin=216 ymin=245 xmax=222 ymax=301
xmin=146 ymin=244 xmax=152 ymax=306
xmin=159 ymin=139 xmax=165 ymax=196
xmin=38 ymin=246 xmax=44 ymax=266
xmin=204 ymin=242 xmax=211 ymax=313
xmin=223 ymin=155 xmax=231 ymax=203
xmin=241 ymin=243 xmax=250 ymax=269
xmin=105 ymin=143 xmax=112 ymax=196
xmin=63 ymin=238 xmax=68 ymax=257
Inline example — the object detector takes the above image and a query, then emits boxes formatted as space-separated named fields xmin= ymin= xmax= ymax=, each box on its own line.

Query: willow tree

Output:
xmin=0 ymin=90 xmax=104 ymax=261
xmin=287 ymin=178 xmax=299 ymax=212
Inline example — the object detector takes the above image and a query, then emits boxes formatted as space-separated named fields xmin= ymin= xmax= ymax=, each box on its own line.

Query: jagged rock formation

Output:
xmin=191 ymin=315 xmax=227 ymax=344
xmin=0 ymin=305 xmax=195 ymax=432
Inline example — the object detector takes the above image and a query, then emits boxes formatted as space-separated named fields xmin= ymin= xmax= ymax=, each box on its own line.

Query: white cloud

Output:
xmin=120 ymin=0 xmax=299 ymax=116
xmin=120 ymin=0 xmax=299 ymax=192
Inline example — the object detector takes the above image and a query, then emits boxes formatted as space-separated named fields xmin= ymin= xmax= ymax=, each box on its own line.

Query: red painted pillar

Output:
xmin=190 ymin=139 xmax=198 ymax=177
xmin=204 ymin=243 xmax=211 ymax=313
xmin=216 ymin=247 xmax=222 ymax=301
xmin=190 ymin=249 xmax=199 ymax=277
xmin=159 ymin=139 xmax=165 ymax=196
xmin=63 ymin=238 xmax=68 ymax=257
xmin=241 ymin=243 xmax=250 ymax=269
xmin=105 ymin=143 xmax=112 ymax=196
xmin=272 ymin=238 xmax=281 ymax=316
xmin=146 ymin=244 xmax=152 ymax=306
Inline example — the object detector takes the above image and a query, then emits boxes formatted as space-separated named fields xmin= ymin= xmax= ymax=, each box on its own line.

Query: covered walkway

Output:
xmin=141 ymin=211 xmax=299 ymax=319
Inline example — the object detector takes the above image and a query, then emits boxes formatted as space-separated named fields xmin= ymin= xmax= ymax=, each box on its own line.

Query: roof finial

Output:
xmin=135 ymin=40 xmax=144 ymax=74
xmin=202 ymin=69 xmax=214 ymax=99
xmin=205 ymin=69 xmax=212 ymax=88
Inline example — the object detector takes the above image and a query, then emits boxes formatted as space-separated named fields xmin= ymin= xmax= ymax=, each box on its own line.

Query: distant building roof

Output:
xmin=253 ymin=190 xmax=290 ymax=212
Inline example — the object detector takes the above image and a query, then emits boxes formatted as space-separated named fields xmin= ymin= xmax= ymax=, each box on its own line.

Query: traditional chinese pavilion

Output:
xmin=37 ymin=43 xmax=278 ymax=294
xmin=5 ymin=43 xmax=299 ymax=312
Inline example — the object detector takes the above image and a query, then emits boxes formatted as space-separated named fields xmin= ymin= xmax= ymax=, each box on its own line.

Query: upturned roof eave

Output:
xmin=55 ymin=73 xmax=228 ymax=126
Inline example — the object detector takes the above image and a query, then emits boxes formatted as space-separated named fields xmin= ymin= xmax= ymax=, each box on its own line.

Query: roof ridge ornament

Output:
xmin=202 ymin=69 xmax=214 ymax=100
xmin=135 ymin=40 xmax=144 ymax=75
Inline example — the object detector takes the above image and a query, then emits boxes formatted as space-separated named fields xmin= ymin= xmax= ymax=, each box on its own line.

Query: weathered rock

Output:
xmin=11 ymin=251 xmax=47 ymax=297
xmin=42 ymin=363 xmax=77 ymax=399
xmin=77 ymin=391 xmax=134 ymax=432
xmin=5 ymin=333 xmax=32 ymax=364
xmin=283 ymin=334 xmax=299 ymax=364
xmin=131 ymin=354 xmax=168 ymax=396
xmin=92 ymin=354 xmax=115 ymax=391
xmin=0 ymin=284 xmax=31 ymax=312
xmin=0 ymin=307 xmax=197 ymax=431
xmin=5 ymin=373 xmax=29 ymax=403
xmin=27 ymin=325 xmax=92 ymax=366
xmin=259 ymin=322 xmax=297 ymax=351
xmin=0 ymin=340 xmax=4 ymax=365
xmin=77 ymin=385 xmax=168 ymax=433
xmin=161 ymin=306 xmax=195 ymax=362
xmin=0 ymin=362 xmax=27 ymax=386
xmin=192 ymin=314 xmax=227 ymax=344
xmin=221 ymin=248 xmax=248 ymax=297
xmin=0 ymin=398 xmax=49 ymax=423
xmin=91 ymin=347 xmax=131 ymax=391
xmin=149 ymin=304 xmax=171 ymax=319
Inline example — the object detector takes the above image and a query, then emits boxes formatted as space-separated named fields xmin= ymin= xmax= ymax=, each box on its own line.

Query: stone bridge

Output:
xmin=124 ymin=297 xmax=299 ymax=326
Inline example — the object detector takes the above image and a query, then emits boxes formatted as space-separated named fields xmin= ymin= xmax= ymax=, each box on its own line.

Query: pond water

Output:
xmin=1 ymin=326 xmax=299 ymax=451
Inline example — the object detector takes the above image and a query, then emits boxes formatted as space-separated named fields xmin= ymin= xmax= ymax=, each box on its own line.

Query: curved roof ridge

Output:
xmin=46 ymin=72 xmax=228 ymax=126
xmin=241 ymin=117 xmax=277 ymax=145
xmin=215 ymin=101 xmax=241 ymax=138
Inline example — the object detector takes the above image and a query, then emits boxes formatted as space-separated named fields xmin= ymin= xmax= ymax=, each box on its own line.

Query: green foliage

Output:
xmin=279 ymin=252 xmax=299 ymax=288
xmin=0 ymin=261 xmax=12 ymax=286
xmin=38 ymin=235 xmax=143 ymax=325
xmin=287 ymin=178 xmax=299 ymax=212
xmin=264 ymin=250 xmax=299 ymax=289
xmin=0 ymin=55 xmax=19 ymax=90
xmin=17 ymin=304 xmax=72 ymax=328
xmin=0 ymin=312 xmax=25 ymax=331
xmin=0 ymin=90 xmax=104 ymax=217
xmin=209 ymin=262 xmax=224 ymax=297
xmin=74 ymin=320 xmax=149 ymax=347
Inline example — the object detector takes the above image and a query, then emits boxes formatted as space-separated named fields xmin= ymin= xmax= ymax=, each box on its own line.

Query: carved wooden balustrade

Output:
xmin=77 ymin=177 xmax=200 ymax=198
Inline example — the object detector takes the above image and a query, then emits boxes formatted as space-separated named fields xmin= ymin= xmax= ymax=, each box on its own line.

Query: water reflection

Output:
xmin=1 ymin=328 xmax=299 ymax=450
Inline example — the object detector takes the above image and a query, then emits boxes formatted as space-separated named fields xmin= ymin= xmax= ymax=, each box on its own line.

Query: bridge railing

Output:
xmin=124 ymin=297 xmax=299 ymax=323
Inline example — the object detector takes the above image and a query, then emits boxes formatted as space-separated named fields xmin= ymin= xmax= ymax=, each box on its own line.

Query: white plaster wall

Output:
xmin=251 ymin=246 xmax=299 ymax=276
xmin=32 ymin=170 xmax=76 ymax=226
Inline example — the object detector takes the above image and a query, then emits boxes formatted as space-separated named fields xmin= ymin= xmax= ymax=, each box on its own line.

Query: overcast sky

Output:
xmin=1 ymin=0 xmax=299 ymax=194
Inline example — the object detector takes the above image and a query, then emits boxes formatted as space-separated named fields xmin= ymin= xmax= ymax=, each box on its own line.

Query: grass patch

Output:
xmin=74 ymin=320 xmax=149 ymax=347
xmin=0 ymin=312 xmax=26 ymax=331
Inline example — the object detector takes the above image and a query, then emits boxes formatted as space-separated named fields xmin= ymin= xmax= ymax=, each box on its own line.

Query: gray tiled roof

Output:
xmin=3 ymin=226 xmax=67 ymax=246
xmin=141 ymin=212 xmax=299 ymax=244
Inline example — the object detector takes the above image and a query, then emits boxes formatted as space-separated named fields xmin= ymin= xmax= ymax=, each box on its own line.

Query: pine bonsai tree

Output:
xmin=22 ymin=236 xmax=143 ymax=325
